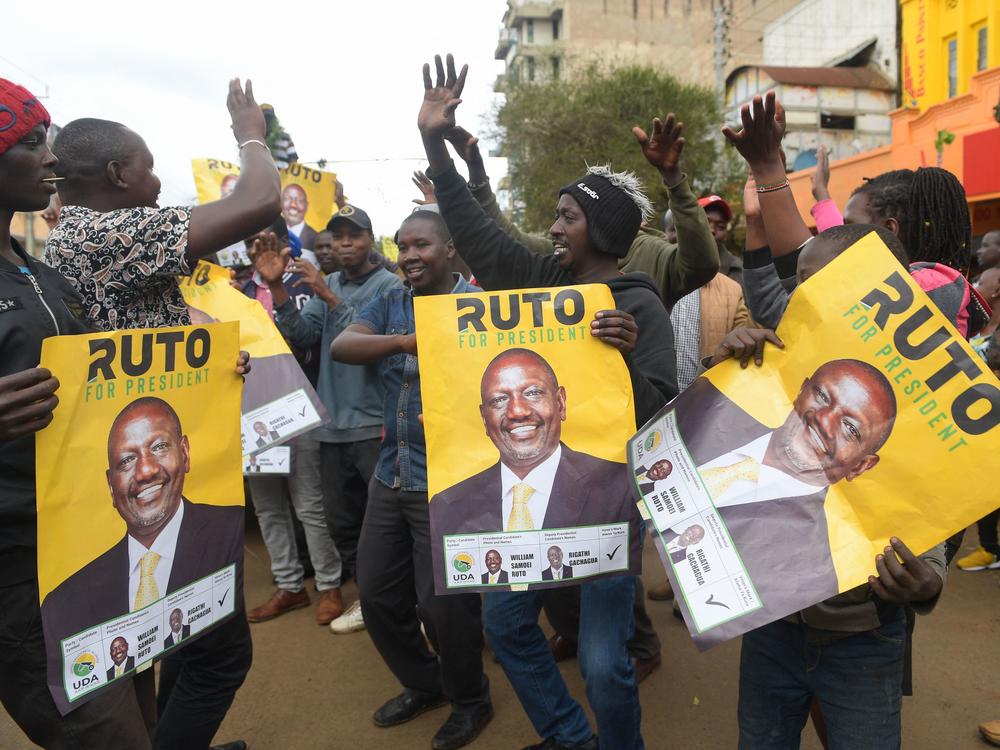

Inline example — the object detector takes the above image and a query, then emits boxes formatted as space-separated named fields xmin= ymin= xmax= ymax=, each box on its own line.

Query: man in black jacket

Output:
xmin=0 ymin=76 xmax=152 ymax=749
xmin=419 ymin=54 xmax=678 ymax=750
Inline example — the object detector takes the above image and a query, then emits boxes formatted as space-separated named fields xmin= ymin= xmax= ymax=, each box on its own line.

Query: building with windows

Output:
xmin=493 ymin=0 xmax=804 ymax=90
xmin=785 ymin=1 xmax=1000 ymax=241
xmin=901 ymin=0 xmax=999 ymax=109
xmin=725 ymin=65 xmax=896 ymax=171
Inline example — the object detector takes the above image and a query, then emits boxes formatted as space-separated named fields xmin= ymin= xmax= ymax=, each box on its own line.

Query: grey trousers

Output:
xmin=248 ymin=435 xmax=342 ymax=591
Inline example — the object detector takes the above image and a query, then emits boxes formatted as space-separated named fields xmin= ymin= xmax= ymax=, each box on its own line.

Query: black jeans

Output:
xmin=320 ymin=439 xmax=381 ymax=580
xmin=357 ymin=479 xmax=489 ymax=713
xmin=543 ymin=577 xmax=662 ymax=660
xmin=979 ymin=508 xmax=1000 ymax=554
xmin=154 ymin=609 xmax=253 ymax=750
xmin=0 ymin=578 xmax=151 ymax=750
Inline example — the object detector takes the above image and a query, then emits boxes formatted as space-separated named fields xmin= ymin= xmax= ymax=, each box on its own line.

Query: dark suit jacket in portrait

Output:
xmin=541 ymin=564 xmax=573 ymax=580
xmin=634 ymin=464 xmax=658 ymax=496
xmin=42 ymin=499 xmax=244 ymax=711
xmin=661 ymin=528 xmax=688 ymax=564
xmin=295 ymin=223 xmax=318 ymax=251
xmin=481 ymin=569 xmax=509 ymax=584
xmin=106 ymin=655 xmax=134 ymax=681
xmin=164 ymin=623 xmax=191 ymax=648
xmin=671 ymin=378 xmax=837 ymax=646
xmin=430 ymin=444 xmax=641 ymax=590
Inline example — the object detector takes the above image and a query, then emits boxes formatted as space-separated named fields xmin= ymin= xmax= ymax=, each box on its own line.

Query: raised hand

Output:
xmin=869 ymin=538 xmax=943 ymax=604
xmin=633 ymin=114 xmax=685 ymax=184
xmin=227 ymin=78 xmax=266 ymax=145
xmin=0 ymin=368 xmax=60 ymax=441
xmin=721 ymin=91 xmax=787 ymax=184
xmin=411 ymin=171 xmax=437 ymax=205
xmin=445 ymin=126 xmax=488 ymax=185
xmin=590 ymin=310 xmax=638 ymax=356
xmin=249 ymin=232 xmax=289 ymax=285
xmin=811 ymin=145 xmax=831 ymax=201
xmin=418 ymin=54 xmax=468 ymax=138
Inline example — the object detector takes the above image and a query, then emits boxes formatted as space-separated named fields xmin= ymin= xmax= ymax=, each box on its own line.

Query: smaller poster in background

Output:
xmin=243 ymin=446 xmax=292 ymax=476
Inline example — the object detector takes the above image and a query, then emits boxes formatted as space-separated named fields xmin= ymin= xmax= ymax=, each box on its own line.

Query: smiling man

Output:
xmin=106 ymin=637 xmax=134 ymax=681
xmin=281 ymin=183 xmax=317 ymax=249
xmin=44 ymin=398 xmax=244 ymax=622
xmin=431 ymin=348 xmax=636 ymax=538
xmin=696 ymin=358 xmax=896 ymax=508
xmin=672 ymin=362 xmax=898 ymax=645
xmin=482 ymin=550 xmax=508 ymax=585
xmin=41 ymin=397 xmax=246 ymax=748
xmin=329 ymin=210 xmax=492 ymax=750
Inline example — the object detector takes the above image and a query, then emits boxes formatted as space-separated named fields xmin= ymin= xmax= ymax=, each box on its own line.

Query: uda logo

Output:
xmin=71 ymin=651 xmax=99 ymax=691
xmin=451 ymin=552 xmax=475 ymax=582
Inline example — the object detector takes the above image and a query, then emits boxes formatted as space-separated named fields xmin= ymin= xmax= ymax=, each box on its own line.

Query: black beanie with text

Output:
xmin=558 ymin=166 xmax=652 ymax=258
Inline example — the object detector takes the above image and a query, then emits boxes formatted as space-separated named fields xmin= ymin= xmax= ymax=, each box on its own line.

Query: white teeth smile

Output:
xmin=136 ymin=484 xmax=164 ymax=500
xmin=509 ymin=425 xmax=537 ymax=435
xmin=808 ymin=426 xmax=826 ymax=454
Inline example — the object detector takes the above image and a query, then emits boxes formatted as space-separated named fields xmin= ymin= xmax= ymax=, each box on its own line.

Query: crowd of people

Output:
xmin=0 ymin=47 xmax=997 ymax=750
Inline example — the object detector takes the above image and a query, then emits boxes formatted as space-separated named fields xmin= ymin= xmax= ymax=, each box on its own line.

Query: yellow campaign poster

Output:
xmin=36 ymin=323 xmax=245 ymax=713
xmin=418 ymin=284 xmax=642 ymax=594
xmin=191 ymin=157 xmax=338 ymax=254
xmin=629 ymin=234 xmax=1000 ymax=648
xmin=179 ymin=261 xmax=328 ymax=458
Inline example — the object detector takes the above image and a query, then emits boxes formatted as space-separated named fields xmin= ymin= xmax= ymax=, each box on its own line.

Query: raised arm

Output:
xmin=809 ymin=146 xmax=845 ymax=232
xmin=633 ymin=114 xmax=719 ymax=303
xmin=740 ymin=174 xmax=791 ymax=328
xmin=186 ymin=79 xmax=281 ymax=262
xmin=419 ymin=55 xmax=567 ymax=290
xmin=722 ymin=92 xmax=811 ymax=258
xmin=447 ymin=127 xmax=557 ymax=257
xmin=330 ymin=323 xmax=415 ymax=365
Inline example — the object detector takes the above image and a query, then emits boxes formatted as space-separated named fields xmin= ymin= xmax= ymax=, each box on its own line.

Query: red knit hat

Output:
xmin=0 ymin=79 xmax=50 ymax=155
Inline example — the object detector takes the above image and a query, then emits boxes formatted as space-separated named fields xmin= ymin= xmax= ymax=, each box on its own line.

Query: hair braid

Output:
xmin=903 ymin=167 xmax=972 ymax=271
xmin=851 ymin=167 xmax=971 ymax=272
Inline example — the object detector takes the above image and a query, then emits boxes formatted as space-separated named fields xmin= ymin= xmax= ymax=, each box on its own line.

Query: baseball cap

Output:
xmin=327 ymin=204 xmax=373 ymax=233
xmin=698 ymin=195 xmax=732 ymax=222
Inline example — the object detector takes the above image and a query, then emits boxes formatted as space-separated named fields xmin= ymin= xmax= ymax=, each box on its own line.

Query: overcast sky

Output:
xmin=2 ymin=0 xmax=510 ymax=236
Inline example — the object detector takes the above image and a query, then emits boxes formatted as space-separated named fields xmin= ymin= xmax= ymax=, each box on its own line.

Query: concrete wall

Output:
xmin=763 ymin=0 xmax=898 ymax=79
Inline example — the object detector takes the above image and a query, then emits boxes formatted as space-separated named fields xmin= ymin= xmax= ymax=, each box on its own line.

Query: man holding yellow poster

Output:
xmin=630 ymin=235 xmax=1000 ymax=650
xmin=423 ymin=285 xmax=641 ymax=594
xmin=37 ymin=323 xmax=245 ymax=715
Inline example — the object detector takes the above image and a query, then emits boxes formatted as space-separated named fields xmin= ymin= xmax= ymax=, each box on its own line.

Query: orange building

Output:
xmin=789 ymin=1 xmax=1000 ymax=241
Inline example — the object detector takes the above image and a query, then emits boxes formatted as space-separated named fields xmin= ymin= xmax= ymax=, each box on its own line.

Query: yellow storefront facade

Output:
xmin=789 ymin=0 xmax=1000 ymax=239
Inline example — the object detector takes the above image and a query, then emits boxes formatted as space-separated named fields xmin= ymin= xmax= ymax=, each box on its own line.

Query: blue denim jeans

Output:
xmin=738 ymin=612 xmax=906 ymax=750
xmin=484 ymin=575 xmax=643 ymax=750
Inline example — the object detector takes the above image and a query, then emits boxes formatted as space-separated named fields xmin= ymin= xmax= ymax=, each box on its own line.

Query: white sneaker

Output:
xmin=329 ymin=600 xmax=365 ymax=634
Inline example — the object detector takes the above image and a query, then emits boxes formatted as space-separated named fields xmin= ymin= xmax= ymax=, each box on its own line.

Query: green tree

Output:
xmin=493 ymin=63 xmax=726 ymax=233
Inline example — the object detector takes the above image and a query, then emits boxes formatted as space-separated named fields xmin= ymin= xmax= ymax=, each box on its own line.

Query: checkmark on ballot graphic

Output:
xmin=606 ymin=544 xmax=622 ymax=561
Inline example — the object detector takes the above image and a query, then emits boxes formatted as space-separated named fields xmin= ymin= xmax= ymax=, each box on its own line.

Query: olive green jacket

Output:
xmin=469 ymin=174 xmax=719 ymax=307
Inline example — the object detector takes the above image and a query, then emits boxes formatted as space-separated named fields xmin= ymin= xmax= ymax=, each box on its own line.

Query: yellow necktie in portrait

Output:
xmin=134 ymin=551 xmax=162 ymax=610
xmin=507 ymin=482 xmax=536 ymax=531
xmin=701 ymin=456 xmax=760 ymax=499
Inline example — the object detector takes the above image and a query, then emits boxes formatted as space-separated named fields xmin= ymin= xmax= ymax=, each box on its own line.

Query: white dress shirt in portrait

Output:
xmin=500 ymin=445 xmax=562 ymax=532
xmin=697 ymin=434 xmax=825 ymax=509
